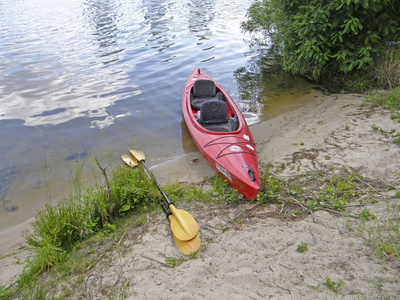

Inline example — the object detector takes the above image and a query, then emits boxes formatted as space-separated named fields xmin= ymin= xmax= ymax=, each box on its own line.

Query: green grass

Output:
xmin=165 ymin=256 xmax=184 ymax=267
xmin=165 ymin=251 xmax=198 ymax=267
xmin=256 ymin=166 xmax=362 ymax=213
xmin=369 ymin=199 xmax=400 ymax=262
xmin=0 ymin=285 xmax=12 ymax=300
xmin=11 ymin=164 xmax=160 ymax=291
xmin=371 ymin=124 xmax=400 ymax=146
xmin=325 ymin=278 xmax=344 ymax=292
xmin=258 ymin=165 xmax=400 ymax=265
xmin=296 ymin=242 xmax=309 ymax=253
xmin=162 ymin=181 xmax=209 ymax=203
xmin=364 ymin=87 xmax=400 ymax=110
xmin=8 ymin=208 xmax=154 ymax=299
xmin=1 ymin=161 xmax=216 ymax=298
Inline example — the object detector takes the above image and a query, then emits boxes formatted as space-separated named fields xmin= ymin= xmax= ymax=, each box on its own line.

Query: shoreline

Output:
xmin=0 ymin=83 xmax=320 ymax=253
xmin=1 ymin=90 xmax=400 ymax=298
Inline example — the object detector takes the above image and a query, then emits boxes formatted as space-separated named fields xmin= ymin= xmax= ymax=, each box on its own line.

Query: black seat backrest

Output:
xmin=193 ymin=80 xmax=216 ymax=97
xmin=200 ymin=100 xmax=229 ymax=124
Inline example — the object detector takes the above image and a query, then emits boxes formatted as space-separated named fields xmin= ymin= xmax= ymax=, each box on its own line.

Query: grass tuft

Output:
xmin=364 ymin=87 xmax=400 ymax=111
xmin=296 ymin=242 xmax=309 ymax=253
xmin=18 ymin=164 xmax=160 ymax=289
xmin=257 ymin=166 xmax=361 ymax=212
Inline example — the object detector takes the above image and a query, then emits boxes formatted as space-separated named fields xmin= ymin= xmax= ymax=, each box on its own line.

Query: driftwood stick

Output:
xmin=317 ymin=208 xmax=358 ymax=219
xmin=117 ymin=232 xmax=126 ymax=247
xmin=223 ymin=203 xmax=261 ymax=227
xmin=370 ymin=175 xmax=398 ymax=190
xmin=141 ymin=254 xmax=174 ymax=268
xmin=95 ymin=158 xmax=113 ymax=217
xmin=86 ymin=253 xmax=104 ymax=272
xmin=290 ymin=196 xmax=316 ymax=223
xmin=356 ymin=176 xmax=380 ymax=193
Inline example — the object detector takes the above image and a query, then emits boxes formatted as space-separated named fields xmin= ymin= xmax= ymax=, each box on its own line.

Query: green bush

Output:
xmin=110 ymin=165 xmax=159 ymax=216
xmin=243 ymin=0 xmax=400 ymax=89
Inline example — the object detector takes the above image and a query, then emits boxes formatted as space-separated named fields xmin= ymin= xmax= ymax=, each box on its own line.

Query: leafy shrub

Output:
xmin=243 ymin=0 xmax=400 ymax=90
xmin=110 ymin=165 xmax=159 ymax=216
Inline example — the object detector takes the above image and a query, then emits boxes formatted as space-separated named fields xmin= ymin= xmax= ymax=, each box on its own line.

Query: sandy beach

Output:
xmin=1 ymin=91 xmax=399 ymax=299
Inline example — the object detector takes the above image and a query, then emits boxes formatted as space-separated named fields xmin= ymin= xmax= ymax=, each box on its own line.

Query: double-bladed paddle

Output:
xmin=121 ymin=152 xmax=200 ymax=255
xmin=129 ymin=149 xmax=199 ymax=241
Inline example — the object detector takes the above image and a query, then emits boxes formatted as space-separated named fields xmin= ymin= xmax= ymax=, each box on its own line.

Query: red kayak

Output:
xmin=182 ymin=68 xmax=260 ymax=200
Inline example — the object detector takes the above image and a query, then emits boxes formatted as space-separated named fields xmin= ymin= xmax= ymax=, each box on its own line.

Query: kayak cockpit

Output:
xmin=190 ymin=79 xmax=239 ymax=133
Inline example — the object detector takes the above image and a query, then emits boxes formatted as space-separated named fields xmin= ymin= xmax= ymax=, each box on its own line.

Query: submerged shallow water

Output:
xmin=0 ymin=0 xmax=314 ymax=231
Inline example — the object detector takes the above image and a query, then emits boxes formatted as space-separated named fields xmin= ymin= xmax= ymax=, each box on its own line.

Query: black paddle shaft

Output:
xmin=141 ymin=161 xmax=173 ymax=206
xmin=160 ymin=202 xmax=172 ymax=219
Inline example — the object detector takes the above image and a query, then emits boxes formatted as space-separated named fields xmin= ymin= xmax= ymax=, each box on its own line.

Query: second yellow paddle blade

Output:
xmin=129 ymin=149 xmax=145 ymax=162
xmin=168 ymin=207 xmax=199 ymax=241
xmin=121 ymin=154 xmax=137 ymax=168
xmin=174 ymin=235 xmax=201 ymax=255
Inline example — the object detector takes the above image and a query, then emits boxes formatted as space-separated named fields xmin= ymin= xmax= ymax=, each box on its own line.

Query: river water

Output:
xmin=0 ymin=0 xmax=314 ymax=232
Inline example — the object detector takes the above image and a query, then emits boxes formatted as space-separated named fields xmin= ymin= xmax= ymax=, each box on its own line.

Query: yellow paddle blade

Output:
xmin=129 ymin=149 xmax=145 ymax=162
xmin=168 ymin=206 xmax=199 ymax=241
xmin=174 ymin=234 xmax=201 ymax=255
xmin=121 ymin=154 xmax=137 ymax=168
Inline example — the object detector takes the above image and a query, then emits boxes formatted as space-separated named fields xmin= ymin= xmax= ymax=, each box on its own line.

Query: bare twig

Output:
xmin=223 ymin=203 xmax=261 ymax=227
xmin=85 ymin=253 xmax=104 ymax=272
xmin=279 ymin=204 xmax=285 ymax=214
xmin=95 ymin=158 xmax=113 ymax=217
xmin=141 ymin=254 xmax=174 ymax=268
xmin=317 ymin=208 xmax=358 ymax=219
xmin=369 ymin=175 xmax=398 ymax=190
xmin=356 ymin=176 xmax=380 ymax=193
xmin=117 ymin=232 xmax=126 ymax=247
xmin=317 ymin=208 xmax=342 ymax=215
xmin=343 ymin=203 xmax=366 ymax=208
xmin=290 ymin=196 xmax=316 ymax=223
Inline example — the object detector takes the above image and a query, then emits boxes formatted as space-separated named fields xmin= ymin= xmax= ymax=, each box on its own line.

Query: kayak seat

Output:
xmin=200 ymin=100 xmax=228 ymax=123
xmin=199 ymin=100 xmax=237 ymax=132
xmin=191 ymin=80 xmax=223 ymax=110
xmin=194 ymin=80 xmax=216 ymax=97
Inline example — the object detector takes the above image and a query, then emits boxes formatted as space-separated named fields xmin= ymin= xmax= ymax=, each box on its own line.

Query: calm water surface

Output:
xmin=0 ymin=0 xmax=314 ymax=230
